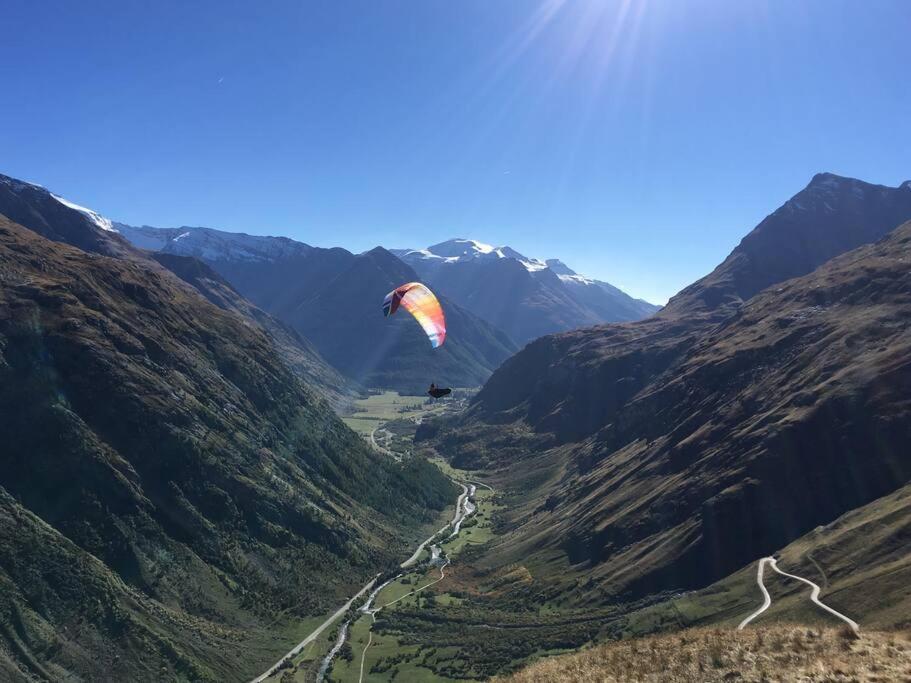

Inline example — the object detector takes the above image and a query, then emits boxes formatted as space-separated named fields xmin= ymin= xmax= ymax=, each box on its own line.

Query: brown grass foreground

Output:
xmin=498 ymin=627 xmax=911 ymax=683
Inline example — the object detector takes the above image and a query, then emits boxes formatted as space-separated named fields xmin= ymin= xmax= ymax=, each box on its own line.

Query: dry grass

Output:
xmin=498 ymin=626 xmax=911 ymax=682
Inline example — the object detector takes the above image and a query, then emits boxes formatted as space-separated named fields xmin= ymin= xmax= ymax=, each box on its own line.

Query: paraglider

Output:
xmin=382 ymin=282 xmax=446 ymax=348
xmin=428 ymin=383 xmax=451 ymax=399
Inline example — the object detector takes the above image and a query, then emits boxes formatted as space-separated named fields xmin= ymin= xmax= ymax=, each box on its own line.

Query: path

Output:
xmin=369 ymin=426 xmax=399 ymax=460
xmin=737 ymin=557 xmax=858 ymax=633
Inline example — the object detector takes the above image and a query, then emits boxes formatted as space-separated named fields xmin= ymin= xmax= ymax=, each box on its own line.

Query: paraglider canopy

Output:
xmin=383 ymin=282 xmax=446 ymax=348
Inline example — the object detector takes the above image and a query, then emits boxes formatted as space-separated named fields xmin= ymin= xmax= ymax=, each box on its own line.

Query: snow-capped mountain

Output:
xmin=0 ymin=173 xmax=131 ymax=257
xmin=394 ymin=238 xmax=659 ymax=344
xmin=393 ymin=238 xmax=548 ymax=272
xmin=115 ymin=224 xmax=312 ymax=262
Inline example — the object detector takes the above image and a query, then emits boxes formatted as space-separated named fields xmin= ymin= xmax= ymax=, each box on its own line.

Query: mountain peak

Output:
xmin=0 ymin=171 xmax=130 ymax=256
xmin=801 ymin=172 xmax=904 ymax=199
xmin=544 ymin=258 xmax=576 ymax=276
xmin=402 ymin=237 xmax=553 ymax=273
xmin=0 ymin=173 xmax=44 ymax=193
xmin=426 ymin=238 xmax=503 ymax=259
xmin=360 ymin=245 xmax=401 ymax=264
xmin=664 ymin=173 xmax=911 ymax=317
xmin=0 ymin=172 xmax=116 ymax=233
xmin=807 ymin=171 xmax=851 ymax=187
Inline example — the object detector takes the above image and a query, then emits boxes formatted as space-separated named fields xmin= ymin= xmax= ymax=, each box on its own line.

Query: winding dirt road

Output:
xmin=737 ymin=557 xmax=859 ymax=633
xmin=369 ymin=426 xmax=399 ymax=460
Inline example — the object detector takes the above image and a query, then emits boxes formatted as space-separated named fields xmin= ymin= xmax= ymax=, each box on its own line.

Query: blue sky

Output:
xmin=2 ymin=1 xmax=908 ymax=303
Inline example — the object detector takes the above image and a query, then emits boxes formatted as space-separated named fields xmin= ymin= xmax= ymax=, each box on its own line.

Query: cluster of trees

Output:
xmin=374 ymin=599 xmax=610 ymax=678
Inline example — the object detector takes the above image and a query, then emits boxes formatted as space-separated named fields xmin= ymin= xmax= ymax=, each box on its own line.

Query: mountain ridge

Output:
xmin=117 ymin=225 xmax=519 ymax=391
xmin=665 ymin=172 xmax=911 ymax=317
xmin=394 ymin=238 xmax=660 ymax=344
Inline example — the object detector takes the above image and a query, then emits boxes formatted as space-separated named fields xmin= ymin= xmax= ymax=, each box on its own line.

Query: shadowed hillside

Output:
xmin=149 ymin=251 xmax=358 ymax=408
xmin=429 ymin=175 xmax=911 ymax=605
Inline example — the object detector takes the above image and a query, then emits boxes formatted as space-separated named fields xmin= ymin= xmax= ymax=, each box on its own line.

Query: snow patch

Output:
xmin=558 ymin=273 xmax=596 ymax=285
xmin=117 ymin=224 xmax=314 ymax=262
xmin=401 ymin=238 xmax=597 ymax=278
xmin=519 ymin=258 xmax=548 ymax=272
xmin=0 ymin=175 xmax=45 ymax=192
xmin=51 ymin=194 xmax=117 ymax=232
xmin=397 ymin=238 xmax=638 ymax=300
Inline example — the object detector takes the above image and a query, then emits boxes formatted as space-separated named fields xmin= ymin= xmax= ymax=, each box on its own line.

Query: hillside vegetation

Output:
xmin=499 ymin=626 xmax=911 ymax=683
xmin=0 ymin=212 xmax=455 ymax=681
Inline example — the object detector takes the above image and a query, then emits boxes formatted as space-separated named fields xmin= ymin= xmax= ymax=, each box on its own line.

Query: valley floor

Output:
xmin=256 ymin=390 xmax=911 ymax=683
xmin=253 ymin=391 xmax=499 ymax=683
xmin=256 ymin=480 xmax=501 ymax=683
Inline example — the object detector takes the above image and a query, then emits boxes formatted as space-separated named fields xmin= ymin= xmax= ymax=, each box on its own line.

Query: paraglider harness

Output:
xmin=428 ymin=383 xmax=452 ymax=399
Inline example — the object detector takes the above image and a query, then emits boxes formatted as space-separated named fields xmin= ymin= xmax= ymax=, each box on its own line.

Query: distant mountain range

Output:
xmin=117 ymin=225 xmax=518 ymax=392
xmin=116 ymin=226 xmax=658 ymax=386
xmin=428 ymin=173 xmax=911 ymax=607
xmin=393 ymin=239 xmax=660 ymax=345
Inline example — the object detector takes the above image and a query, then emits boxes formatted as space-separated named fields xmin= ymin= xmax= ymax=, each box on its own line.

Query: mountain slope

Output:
xmin=0 ymin=208 xmax=455 ymax=680
xmin=500 ymin=480 xmax=911 ymax=681
xmin=394 ymin=238 xmax=659 ymax=344
xmin=452 ymin=174 xmax=911 ymax=446
xmin=0 ymin=181 xmax=355 ymax=409
xmin=429 ymin=175 xmax=911 ymax=607
xmin=148 ymin=251 xmax=357 ymax=408
xmin=118 ymin=226 xmax=518 ymax=391
xmin=0 ymin=173 xmax=134 ymax=257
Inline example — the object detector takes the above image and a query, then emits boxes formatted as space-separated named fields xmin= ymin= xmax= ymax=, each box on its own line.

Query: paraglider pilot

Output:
xmin=428 ymin=383 xmax=452 ymax=399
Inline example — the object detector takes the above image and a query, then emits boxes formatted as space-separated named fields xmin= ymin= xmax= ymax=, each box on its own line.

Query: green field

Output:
xmin=329 ymin=613 xmax=458 ymax=683
xmin=341 ymin=391 xmax=429 ymax=436
xmin=326 ymin=483 xmax=501 ymax=682
xmin=439 ymin=489 xmax=500 ymax=555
